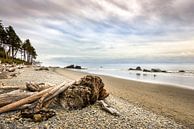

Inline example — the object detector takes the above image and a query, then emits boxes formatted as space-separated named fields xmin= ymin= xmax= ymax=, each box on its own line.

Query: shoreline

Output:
xmin=52 ymin=67 xmax=194 ymax=127
xmin=73 ymin=69 xmax=194 ymax=90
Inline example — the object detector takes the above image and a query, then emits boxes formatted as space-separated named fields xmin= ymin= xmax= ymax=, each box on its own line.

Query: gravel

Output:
xmin=0 ymin=67 xmax=189 ymax=129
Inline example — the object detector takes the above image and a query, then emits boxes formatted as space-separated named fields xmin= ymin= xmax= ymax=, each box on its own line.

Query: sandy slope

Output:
xmin=52 ymin=68 xmax=194 ymax=127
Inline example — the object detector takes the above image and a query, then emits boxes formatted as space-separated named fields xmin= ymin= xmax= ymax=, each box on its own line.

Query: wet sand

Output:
xmin=52 ymin=68 xmax=194 ymax=127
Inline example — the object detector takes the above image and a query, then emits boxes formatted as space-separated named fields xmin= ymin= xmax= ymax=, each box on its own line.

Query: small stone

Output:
xmin=33 ymin=114 xmax=42 ymax=122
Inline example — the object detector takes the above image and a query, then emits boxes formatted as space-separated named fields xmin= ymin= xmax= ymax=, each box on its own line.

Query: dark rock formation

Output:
xmin=136 ymin=66 xmax=142 ymax=71
xmin=179 ymin=70 xmax=185 ymax=73
xmin=151 ymin=68 xmax=162 ymax=72
xmin=143 ymin=69 xmax=151 ymax=72
xmin=129 ymin=66 xmax=142 ymax=71
xmin=65 ymin=65 xmax=82 ymax=69
xmin=74 ymin=65 xmax=82 ymax=69
xmin=66 ymin=65 xmax=74 ymax=69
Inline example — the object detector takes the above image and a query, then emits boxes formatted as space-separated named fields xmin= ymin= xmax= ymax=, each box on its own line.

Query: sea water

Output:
xmin=75 ymin=63 xmax=194 ymax=89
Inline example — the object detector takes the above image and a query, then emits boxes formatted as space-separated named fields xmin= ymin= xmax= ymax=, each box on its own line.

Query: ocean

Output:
xmin=71 ymin=63 xmax=194 ymax=89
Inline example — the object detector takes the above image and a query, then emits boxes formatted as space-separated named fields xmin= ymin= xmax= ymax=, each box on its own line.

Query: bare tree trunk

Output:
xmin=23 ymin=50 xmax=26 ymax=61
xmin=14 ymin=49 xmax=18 ymax=58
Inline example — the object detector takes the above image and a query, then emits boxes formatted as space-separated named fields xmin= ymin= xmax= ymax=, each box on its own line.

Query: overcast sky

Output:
xmin=0 ymin=0 xmax=194 ymax=65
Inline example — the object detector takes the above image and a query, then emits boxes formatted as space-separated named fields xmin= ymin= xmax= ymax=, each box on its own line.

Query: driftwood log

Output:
xmin=0 ymin=89 xmax=35 ymax=107
xmin=0 ymin=75 xmax=119 ymax=122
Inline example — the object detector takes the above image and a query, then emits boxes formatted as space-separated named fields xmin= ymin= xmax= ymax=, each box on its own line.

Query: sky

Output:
xmin=0 ymin=0 xmax=194 ymax=66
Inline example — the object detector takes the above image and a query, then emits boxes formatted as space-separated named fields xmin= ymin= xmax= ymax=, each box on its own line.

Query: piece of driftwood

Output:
xmin=0 ymin=81 xmax=75 ymax=113
xmin=35 ymin=81 xmax=73 ymax=112
xmin=0 ymin=90 xmax=35 ymax=107
xmin=0 ymin=86 xmax=23 ymax=90
xmin=26 ymin=82 xmax=49 ymax=92
xmin=0 ymin=86 xmax=54 ymax=113
xmin=99 ymin=100 xmax=121 ymax=116
xmin=6 ymin=67 xmax=16 ymax=72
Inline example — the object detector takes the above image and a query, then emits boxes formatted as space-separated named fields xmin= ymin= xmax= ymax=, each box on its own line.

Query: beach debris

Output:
xmin=26 ymin=82 xmax=46 ymax=92
xmin=0 ymin=75 xmax=113 ymax=122
xmin=99 ymin=100 xmax=120 ymax=116
xmin=0 ymin=72 xmax=8 ymax=79
xmin=21 ymin=109 xmax=56 ymax=122
xmin=9 ymin=72 xmax=17 ymax=77
xmin=35 ymin=66 xmax=49 ymax=71
xmin=6 ymin=67 xmax=16 ymax=72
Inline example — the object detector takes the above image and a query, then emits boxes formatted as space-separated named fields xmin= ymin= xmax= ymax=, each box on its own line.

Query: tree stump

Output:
xmin=59 ymin=75 xmax=109 ymax=109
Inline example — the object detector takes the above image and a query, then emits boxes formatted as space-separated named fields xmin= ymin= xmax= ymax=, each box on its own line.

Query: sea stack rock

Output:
xmin=66 ymin=64 xmax=75 ymax=68
xmin=75 ymin=65 xmax=82 ymax=69
xmin=151 ymin=68 xmax=162 ymax=72
xmin=136 ymin=66 xmax=142 ymax=71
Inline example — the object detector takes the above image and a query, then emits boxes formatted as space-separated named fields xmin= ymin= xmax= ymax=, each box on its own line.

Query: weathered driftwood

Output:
xmin=99 ymin=100 xmax=121 ymax=116
xmin=35 ymin=81 xmax=74 ymax=112
xmin=0 ymin=86 xmax=54 ymax=113
xmin=6 ymin=67 xmax=16 ymax=72
xmin=0 ymin=90 xmax=35 ymax=107
xmin=0 ymin=86 xmax=23 ymax=90
xmin=0 ymin=81 xmax=74 ymax=113
xmin=26 ymin=82 xmax=53 ymax=92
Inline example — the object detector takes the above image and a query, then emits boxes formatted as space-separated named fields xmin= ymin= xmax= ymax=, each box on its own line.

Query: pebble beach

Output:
xmin=0 ymin=66 xmax=193 ymax=129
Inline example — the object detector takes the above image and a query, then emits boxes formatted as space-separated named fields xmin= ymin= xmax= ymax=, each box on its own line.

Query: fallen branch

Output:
xmin=99 ymin=100 xmax=121 ymax=116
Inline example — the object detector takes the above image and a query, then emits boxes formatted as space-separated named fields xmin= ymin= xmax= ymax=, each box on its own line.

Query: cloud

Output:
xmin=0 ymin=0 xmax=194 ymax=65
